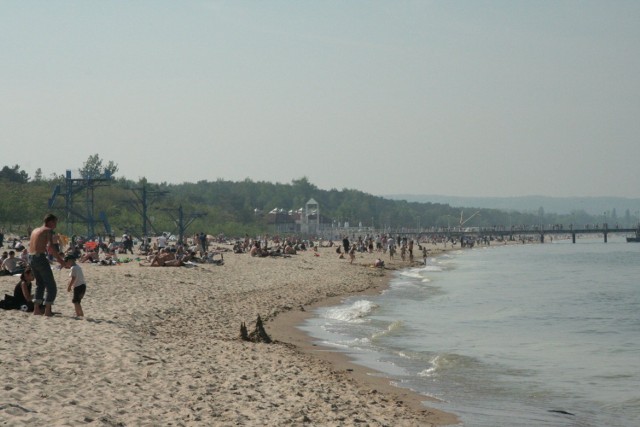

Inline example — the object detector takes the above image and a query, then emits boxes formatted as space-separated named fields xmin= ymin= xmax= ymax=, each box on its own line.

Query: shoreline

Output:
xmin=268 ymin=244 xmax=461 ymax=426
xmin=0 ymin=240 xmax=472 ymax=425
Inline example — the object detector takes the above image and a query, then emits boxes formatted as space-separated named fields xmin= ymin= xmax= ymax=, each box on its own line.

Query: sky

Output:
xmin=2 ymin=1 xmax=640 ymax=198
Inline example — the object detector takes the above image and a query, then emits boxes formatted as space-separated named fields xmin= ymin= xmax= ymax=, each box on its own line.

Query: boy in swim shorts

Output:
xmin=65 ymin=254 xmax=86 ymax=317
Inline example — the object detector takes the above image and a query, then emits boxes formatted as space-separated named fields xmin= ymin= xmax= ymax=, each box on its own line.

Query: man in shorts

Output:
xmin=28 ymin=213 xmax=65 ymax=316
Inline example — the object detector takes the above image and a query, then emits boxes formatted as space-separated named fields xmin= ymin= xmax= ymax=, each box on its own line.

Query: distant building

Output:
xmin=265 ymin=198 xmax=333 ymax=236
xmin=301 ymin=198 xmax=320 ymax=234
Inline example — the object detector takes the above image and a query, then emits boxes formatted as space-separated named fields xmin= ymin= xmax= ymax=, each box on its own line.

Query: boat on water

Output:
xmin=626 ymin=226 xmax=640 ymax=242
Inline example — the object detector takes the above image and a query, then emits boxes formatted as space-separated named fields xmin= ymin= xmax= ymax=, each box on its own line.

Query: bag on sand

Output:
xmin=0 ymin=294 xmax=18 ymax=310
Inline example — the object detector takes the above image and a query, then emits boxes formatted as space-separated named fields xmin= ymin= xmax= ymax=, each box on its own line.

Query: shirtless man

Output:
xmin=150 ymin=248 xmax=176 ymax=266
xmin=28 ymin=213 xmax=65 ymax=316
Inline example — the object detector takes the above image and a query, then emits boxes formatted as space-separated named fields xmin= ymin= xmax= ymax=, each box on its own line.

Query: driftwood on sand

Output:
xmin=240 ymin=315 xmax=272 ymax=343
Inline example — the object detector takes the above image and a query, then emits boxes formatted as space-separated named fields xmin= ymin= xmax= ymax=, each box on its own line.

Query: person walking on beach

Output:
xmin=408 ymin=239 xmax=414 ymax=262
xmin=123 ymin=234 xmax=134 ymax=254
xmin=342 ymin=236 xmax=350 ymax=254
xmin=28 ymin=213 xmax=65 ymax=316
xmin=199 ymin=232 xmax=207 ymax=254
xmin=64 ymin=254 xmax=86 ymax=318
xmin=157 ymin=233 xmax=167 ymax=250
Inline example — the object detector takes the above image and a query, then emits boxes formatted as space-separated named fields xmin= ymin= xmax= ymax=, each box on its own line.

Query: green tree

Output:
xmin=0 ymin=164 xmax=30 ymax=183
xmin=80 ymin=154 xmax=119 ymax=179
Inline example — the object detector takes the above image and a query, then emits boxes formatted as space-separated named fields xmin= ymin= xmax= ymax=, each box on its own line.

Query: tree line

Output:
xmin=0 ymin=157 xmax=629 ymax=239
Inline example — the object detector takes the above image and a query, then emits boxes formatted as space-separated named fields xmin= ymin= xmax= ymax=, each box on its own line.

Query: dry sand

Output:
xmin=0 ymin=244 xmax=460 ymax=426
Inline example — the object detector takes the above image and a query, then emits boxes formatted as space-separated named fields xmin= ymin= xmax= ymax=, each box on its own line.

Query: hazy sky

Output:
xmin=2 ymin=1 xmax=639 ymax=198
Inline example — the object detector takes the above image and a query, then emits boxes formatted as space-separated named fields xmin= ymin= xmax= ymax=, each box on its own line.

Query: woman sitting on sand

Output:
xmin=0 ymin=268 xmax=37 ymax=311
xmin=80 ymin=250 xmax=99 ymax=263
xmin=249 ymin=241 xmax=260 ymax=257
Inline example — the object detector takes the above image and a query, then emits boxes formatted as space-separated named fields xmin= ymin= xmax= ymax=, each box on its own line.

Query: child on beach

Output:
xmin=64 ymin=254 xmax=86 ymax=317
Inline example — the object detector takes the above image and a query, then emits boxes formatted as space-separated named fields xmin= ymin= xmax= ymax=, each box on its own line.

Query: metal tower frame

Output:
xmin=48 ymin=170 xmax=114 ymax=238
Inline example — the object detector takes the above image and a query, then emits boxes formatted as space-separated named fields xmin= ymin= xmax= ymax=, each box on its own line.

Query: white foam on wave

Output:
xmin=392 ymin=278 xmax=431 ymax=290
xmin=418 ymin=366 xmax=438 ymax=377
xmin=399 ymin=266 xmax=442 ymax=281
xmin=371 ymin=320 xmax=405 ymax=341
xmin=323 ymin=299 xmax=377 ymax=323
xmin=323 ymin=337 xmax=372 ymax=348
xmin=399 ymin=270 xmax=425 ymax=280
xmin=418 ymin=355 xmax=444 ymax=377
xmin=418 ymin=353 xmax=478 ymax=378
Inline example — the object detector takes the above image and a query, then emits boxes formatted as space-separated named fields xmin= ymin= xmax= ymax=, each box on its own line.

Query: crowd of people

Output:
xmin=2 ymin=215 xmax=455 ymax=318
xmin=334 ymin=234 xmax=423 ymax=263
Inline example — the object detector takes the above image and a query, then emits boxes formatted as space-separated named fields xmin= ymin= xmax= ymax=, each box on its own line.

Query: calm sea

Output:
xmin=301 ymin=236 xmax=640 ymax=426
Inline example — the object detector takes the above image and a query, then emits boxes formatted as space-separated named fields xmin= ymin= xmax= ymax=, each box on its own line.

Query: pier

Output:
xmin=411 ymin=224 xmax=638 ymax=244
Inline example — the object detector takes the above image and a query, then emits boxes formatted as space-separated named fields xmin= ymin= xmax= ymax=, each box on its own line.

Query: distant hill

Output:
xmin=385 ymin=195 xmax=640 ymax=217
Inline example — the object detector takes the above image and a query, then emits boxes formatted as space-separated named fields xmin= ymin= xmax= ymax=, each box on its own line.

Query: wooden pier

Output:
xmin=412 ymin=224 xmax=638 ymax=244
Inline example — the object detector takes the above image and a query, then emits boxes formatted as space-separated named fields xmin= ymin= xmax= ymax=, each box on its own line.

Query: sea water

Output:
xmin=301 ymin=236 xmax=640 ymax=426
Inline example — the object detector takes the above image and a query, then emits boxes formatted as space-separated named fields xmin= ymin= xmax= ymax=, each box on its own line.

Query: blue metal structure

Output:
xmin=48 ymin=169 xmax=114 ymax=237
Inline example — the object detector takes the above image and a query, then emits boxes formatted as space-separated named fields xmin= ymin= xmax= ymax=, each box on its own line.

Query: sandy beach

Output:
xmin=1 ymin=243 xmax=459 ymax=426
